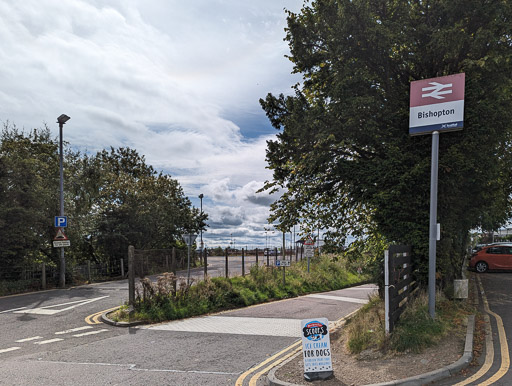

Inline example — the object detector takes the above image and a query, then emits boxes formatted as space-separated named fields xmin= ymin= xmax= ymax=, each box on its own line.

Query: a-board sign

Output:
xmin=409 ymin=73 xmax=465 ymax=136
xmin=275 ymin=260 xmax=290 ymax=267
xmin=301 ymin=318 xmax=333 ymax=381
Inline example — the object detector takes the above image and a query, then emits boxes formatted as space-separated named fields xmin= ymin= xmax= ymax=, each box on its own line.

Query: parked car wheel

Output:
xmin=475 ymin=261 xmax=489 ymax=273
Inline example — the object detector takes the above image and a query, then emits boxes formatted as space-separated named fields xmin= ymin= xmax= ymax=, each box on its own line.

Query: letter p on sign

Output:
xmin=55 ymin=216 xmax=67 ymax=228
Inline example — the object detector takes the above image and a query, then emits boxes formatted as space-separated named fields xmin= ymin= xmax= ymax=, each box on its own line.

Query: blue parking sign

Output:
xmin=55 ymin=216 xmax=67 ymax=228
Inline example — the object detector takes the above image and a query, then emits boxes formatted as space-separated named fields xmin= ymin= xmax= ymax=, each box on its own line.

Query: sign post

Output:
xmin=301 ymin=318 xmax=333 ymax=381
xmin=304 ymin=236 xmax=314 ymax=273
xmin=410 ymin=73 xmax=465 ymax=318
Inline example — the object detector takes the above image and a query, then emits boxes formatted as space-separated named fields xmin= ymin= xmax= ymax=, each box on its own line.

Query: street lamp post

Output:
xmin=57 ymin=114 xmax=70 ymax=288
xmin=199 ymin=194 xmax=204 ymax=263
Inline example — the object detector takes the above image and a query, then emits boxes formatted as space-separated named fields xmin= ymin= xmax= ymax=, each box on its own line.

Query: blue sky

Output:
xmin=0 ymin=0 xmax=305 ymax=248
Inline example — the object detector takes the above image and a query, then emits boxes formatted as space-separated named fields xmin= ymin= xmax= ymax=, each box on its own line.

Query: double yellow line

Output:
xmin=454 ymin=276 xmax=509 ymax=385
xmin=85 ymin=306 xmax=120 ymax=325
xmin=235 ymin=310 xmax=357 ymax=386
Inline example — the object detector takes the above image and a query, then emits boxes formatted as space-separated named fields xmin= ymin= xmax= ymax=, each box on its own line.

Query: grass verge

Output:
xmin=344 ymin=290 xmax=475 ymax=354
xmin=111 ymin=255 xmax=370 ymax=323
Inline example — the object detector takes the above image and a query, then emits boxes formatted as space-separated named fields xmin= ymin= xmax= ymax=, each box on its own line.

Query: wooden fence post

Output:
xmin=172 ymin=247 xmax=177 ymax=293
xmin=225 ymin=248 xmax=229 ymax=278
xmin=128 ymin=246 xmax=135 ymax=306
xmin=87 ymin=260 xmax=92 ymax=283
xmin=242 ymin=248 xmax=245 ymax=276
xmin=255 ymin=248 xmax=259 ymax=267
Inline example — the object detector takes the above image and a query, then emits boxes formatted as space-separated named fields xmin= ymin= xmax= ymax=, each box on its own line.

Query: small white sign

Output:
xmin=275 ymin=260 xmax=290 ymax=267
xmin=53 ymin=240 xmax=70 ymax=248
xmin=301 ymin=318 xmax=332 ymax=373
xmin=304 ymin=245 xmax=314 ymax=258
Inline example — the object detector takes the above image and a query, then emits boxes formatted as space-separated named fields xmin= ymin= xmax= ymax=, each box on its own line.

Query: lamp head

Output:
xmin=199 ymin=193 xmax=204 ymax=199
xmin=57 ymin=114 xmax=70 ymax=125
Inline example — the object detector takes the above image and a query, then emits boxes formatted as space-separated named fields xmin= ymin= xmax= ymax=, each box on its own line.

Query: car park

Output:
xmin=469 ymin=243 xmax=512 ymax=273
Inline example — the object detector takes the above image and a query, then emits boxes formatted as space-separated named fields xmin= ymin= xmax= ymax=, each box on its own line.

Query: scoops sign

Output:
xmin=409 ymin=73 xmax=465 ymax=136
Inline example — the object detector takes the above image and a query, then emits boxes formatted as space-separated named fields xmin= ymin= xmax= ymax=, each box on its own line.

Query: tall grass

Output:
xmin=344 ymin=290 xmax=474 ymax=354
xmin=126 ymin=255 xmax=369 ymax=323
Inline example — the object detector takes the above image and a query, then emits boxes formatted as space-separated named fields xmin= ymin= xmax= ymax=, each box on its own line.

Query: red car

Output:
xmin=469 ymin=243 xmax=512 ymax=273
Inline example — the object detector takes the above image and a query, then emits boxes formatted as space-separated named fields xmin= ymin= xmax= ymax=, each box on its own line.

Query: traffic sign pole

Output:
xmin=428 ymin=131 xmax=439 ymax=319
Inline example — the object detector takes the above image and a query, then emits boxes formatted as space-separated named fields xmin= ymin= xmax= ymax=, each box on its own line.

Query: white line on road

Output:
xmin=15 ymin=336 xmax=43 ymax=342
xmin=72 ymin=329 xmax=109 ymax=337
xmin=14 ymin=296 xmax=109 ymax=315
xmin=0 ymin=307 xmax=28 ymax=314
xmin=34 ymin=338 xmax=64 ymax=345
xmin=0 ymin=347 xmax=21 ymax=353
xmin=35 ymin=360 xmax=239 ymax=375
xmin=306 ymin=294 xmax=369 ymax=304
xmin=55 ymin=326 xmax=93 ymax=335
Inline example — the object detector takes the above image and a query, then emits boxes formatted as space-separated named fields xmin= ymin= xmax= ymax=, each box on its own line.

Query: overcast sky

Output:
xmin=0 ymin=0 xmax=305 ymax=248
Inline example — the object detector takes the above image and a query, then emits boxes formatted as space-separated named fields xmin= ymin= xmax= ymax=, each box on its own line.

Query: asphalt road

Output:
xmin=0 ymin=258 xmax=374 ymax=385
xmin=435 ymin=272 xmax=512 ymax=385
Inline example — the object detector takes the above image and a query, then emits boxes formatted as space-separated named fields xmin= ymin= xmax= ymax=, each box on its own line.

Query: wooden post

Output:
xmin=255 ymin=248 xmax=259 ymax=267
xmin=172 ymin=247 xmax=177 ymax=292
xmin=166 ymin=254 xmax=169 ymax=272
xmin=274 ymin=247 xmax=278 ymax=266
xmin=225 ymin=248 xmax=229 ymax=278
xmin=242 ymin=248 xmax=245 ymax=276
xmin=41 ymin=262 xmax=46 ymax=290
xmin=128 ymin=246 xmax=135 ymax=306
xmin=267 ymin=248 xmax=270 ymax=266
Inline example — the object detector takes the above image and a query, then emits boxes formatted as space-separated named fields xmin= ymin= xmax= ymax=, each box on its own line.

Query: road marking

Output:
xmin=236 ymin=341 xmax=302 ymax=386
xmin=35 ymin=360 xmax=239 ymax=375
xmin=85 ymin=306 xmax=120 ymax=325
xmin=72 ymin=329 xmax=109 ymax=337
xmin=0 ymin=307 xmax=28 ymax=314
xmin=14 ymin=296 xmax=109 ymax=315
xmin=34 ymin=338 xmax=64 ymax=345
xmin=15 ymin=336 xmax=43 ymax=343
xmin=237 ymin=308 xmax=361 ymax=386
xmin=0 ymin=347 xmax=21 ymax=353
xmin=456 ymin=276 xmax=510 ymax=386
xmin=146 ymin=316 xmax=303 ymax=337
xmin=55 ymin=326 xmax=93 ymax=335
xmin=249 ymin=346 xmax=301 ymax=386
xmin=453 ymin=314 xmax=493 ymax=386
xmin=306 ymin=294 xmax=369 ymax=304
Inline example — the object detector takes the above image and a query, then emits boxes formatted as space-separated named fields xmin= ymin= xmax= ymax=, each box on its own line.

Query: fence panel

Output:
xmin=385 ymin=245 xmax=418 ymax=334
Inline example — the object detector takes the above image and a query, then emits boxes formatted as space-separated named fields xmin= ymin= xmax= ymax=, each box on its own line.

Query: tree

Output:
xmin=260 ymin=0 xmax=512 ymax=283
xmin=0 ymin=124 xmax=59 ymax=269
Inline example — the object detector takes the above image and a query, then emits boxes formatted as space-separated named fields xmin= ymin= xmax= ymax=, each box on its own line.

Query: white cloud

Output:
xmin=0 ymin=0 xmax=304 ymax=246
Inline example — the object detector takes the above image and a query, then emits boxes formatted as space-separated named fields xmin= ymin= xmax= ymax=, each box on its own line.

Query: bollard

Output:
xmin=255 ymin=248 xmax=259 ymax=267
xmin=120 ymin=258 xmax=125 ymax=278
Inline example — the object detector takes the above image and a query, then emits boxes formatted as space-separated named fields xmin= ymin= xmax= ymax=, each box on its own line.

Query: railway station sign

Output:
xmin=409 ymin=73 xmax=465 ymax=136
